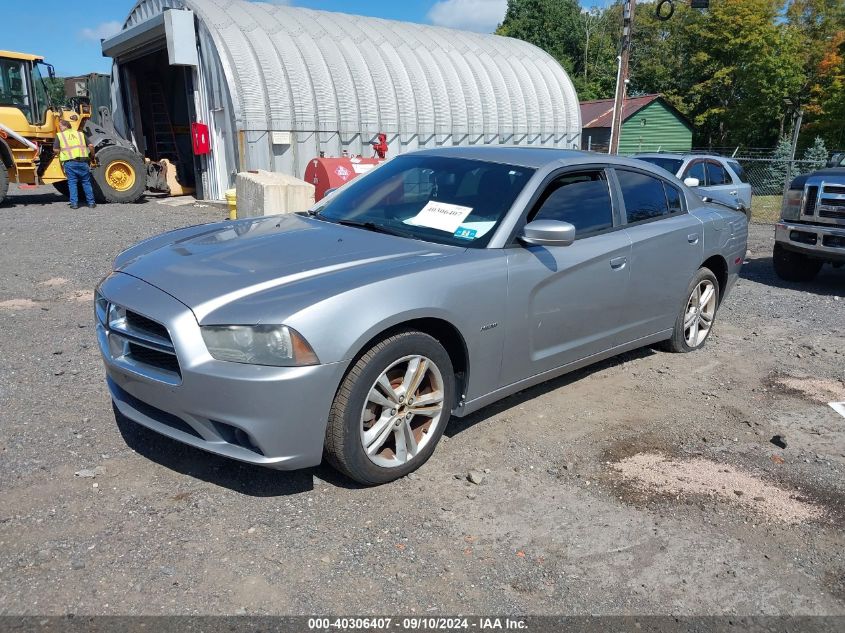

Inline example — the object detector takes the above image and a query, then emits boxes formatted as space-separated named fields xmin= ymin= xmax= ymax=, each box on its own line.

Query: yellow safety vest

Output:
xmin=57 ymin=130 xmax=89 ymax=162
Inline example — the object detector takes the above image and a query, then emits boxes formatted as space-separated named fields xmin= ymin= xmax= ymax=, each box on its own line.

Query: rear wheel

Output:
xmin=663 ymin=268 xmax=720 ymax=353
xmin=90 ymin=145 xmax=146 ymax=203
xmin=773 ymin=243 xmax=822 ymax=282
xmin=324 ymin=330 xmax=454 ymax=485
xmin=0 ymin=162 xmax=8 ymax=206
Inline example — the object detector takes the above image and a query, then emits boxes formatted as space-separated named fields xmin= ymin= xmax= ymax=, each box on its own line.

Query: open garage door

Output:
xmin=102 ymin=9 xmax=203 ymax=197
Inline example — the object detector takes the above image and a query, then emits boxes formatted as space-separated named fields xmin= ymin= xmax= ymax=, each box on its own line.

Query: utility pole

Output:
xmin=609 ymin=0 xmax=636 ymax=155
xmin=783 ymin=101 xmax=804 ymax=197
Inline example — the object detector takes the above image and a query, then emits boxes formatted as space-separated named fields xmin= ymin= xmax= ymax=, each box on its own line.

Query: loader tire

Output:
xmin=53 ymin=181 xmax=69 ymax=197
xmin=0 ymin=161 xmax=8 ymax=206
xmin=90 ymin=146 xmax=146 ymax=203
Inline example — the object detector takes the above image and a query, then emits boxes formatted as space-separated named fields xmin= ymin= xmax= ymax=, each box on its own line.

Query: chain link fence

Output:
xmin=730 ymin=157 xmax=809 ymax=222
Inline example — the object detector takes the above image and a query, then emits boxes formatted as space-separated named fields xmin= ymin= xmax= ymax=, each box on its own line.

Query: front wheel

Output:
xmin=773 ymin=243 xmax=822 ymax=282
xmin=90 ymin=145 xmax=146 ymax=203
xmin=0 ymin=161 xmax=8 ymax=206
xmin=662 ymin=268 xmax=720 ymax=353
xmin=324 ymin=330 xmax=455 ymax=485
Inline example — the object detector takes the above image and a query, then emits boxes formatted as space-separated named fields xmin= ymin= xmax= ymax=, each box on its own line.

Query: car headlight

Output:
xmin=781 ymin=188 xmax=802 ymax=220
xmin=200 ymin=325 xmax=319 ymax=367
xmin=95 ymin=290 xmax=108 ymax=325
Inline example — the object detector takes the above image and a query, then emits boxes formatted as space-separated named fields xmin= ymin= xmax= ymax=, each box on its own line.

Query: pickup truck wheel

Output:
xmin=662 ymin=268 xmax=719 ymax=353
xmin=773 ymin=243 xmax=822 ymax=282
xmin=324 ymin=330 xmax=454 ymax=485
xmin=0 ymin=161 xmax=8 ymax=206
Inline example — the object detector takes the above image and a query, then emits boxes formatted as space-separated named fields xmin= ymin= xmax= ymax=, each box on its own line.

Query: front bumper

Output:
xmin=775 ymin=221 xmax=845 ymax=263
xmin=97 ymin=272 xmax=345 ymax=469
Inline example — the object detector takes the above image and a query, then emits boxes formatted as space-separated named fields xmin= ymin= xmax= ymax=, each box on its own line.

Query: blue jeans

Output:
xmin=63 ymin=160 xmax=95 ymax=206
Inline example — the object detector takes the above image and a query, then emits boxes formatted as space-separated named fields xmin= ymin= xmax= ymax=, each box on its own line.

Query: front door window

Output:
xmin=0 ymin=58 xmax=32 ymax=122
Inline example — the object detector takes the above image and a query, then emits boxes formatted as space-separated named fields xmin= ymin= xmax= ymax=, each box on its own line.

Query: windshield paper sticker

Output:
xmin=405 ymin=201 xmax=473 ymax=233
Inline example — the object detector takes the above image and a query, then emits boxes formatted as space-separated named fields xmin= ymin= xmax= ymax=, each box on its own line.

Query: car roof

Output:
xmin=407 ymin=145 xmax=675 ymax=172
xmin=633 ymin=152 xmax=735 ymax=161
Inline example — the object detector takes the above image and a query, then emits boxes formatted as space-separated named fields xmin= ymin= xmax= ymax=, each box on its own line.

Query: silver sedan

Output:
xmin=96 ymin=147 xmax=748 ymax=484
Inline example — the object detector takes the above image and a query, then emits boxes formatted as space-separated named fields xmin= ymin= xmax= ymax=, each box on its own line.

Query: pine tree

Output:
xmin=802 ymin=136 xmax=828 ymax=171
xmin=767 ymin=137 xmax=793 ymax=193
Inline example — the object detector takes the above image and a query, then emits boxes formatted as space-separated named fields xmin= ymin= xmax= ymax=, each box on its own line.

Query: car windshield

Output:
xmin=315 ymin=155 xmax=535 ymax=248
xmin=635 ymin=156 xmax=684 ymax=176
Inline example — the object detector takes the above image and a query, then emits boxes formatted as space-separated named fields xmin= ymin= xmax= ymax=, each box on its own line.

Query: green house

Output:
xmin=580 ymin=94 xmax=692 ymax=154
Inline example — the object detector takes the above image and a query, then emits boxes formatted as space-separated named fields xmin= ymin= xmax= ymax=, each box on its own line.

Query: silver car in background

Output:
xmin=96 ymin=147 xmax=748 ymax=485
xmin=634 ymin=153 xmax=753 ymax=218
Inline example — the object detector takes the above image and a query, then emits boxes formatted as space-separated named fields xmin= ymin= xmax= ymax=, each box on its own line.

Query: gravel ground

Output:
xmin=0 ymin=186 xmax=844 ymax=616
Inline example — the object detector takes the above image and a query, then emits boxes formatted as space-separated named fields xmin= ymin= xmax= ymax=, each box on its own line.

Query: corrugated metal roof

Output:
xmin=580 ymin=94 xmax=661 ymax=129
xmin=122 ymin=0 xmax=581 ymax=144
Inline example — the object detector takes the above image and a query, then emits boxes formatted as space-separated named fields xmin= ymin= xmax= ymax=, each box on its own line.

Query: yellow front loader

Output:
xmin=0 ymin=50 xmax=155 ymax=205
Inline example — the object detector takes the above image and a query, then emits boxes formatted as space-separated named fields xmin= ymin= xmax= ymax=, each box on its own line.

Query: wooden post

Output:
xmin=609 ymin=0 xmax=636 ymax=155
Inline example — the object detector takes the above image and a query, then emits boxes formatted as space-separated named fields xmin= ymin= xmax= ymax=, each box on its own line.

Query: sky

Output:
xmin=4 ymin=0 xmax=607 ymax=77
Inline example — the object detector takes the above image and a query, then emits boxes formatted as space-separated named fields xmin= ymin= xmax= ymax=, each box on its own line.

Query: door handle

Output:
xmin=729 ymin=190 xmax=738 ymax=196
xmin=687 ymin=233 xmax=700 ymax=244
xmin=610 ymin=256 xmax=627 ymax=270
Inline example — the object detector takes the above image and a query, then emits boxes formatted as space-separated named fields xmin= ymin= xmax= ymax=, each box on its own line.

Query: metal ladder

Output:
xmin=147 ymin=81 xmax=180 ymax=162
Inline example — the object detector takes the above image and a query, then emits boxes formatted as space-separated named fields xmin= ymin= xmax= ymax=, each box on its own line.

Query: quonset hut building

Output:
xmin=101 ymin=0 xmax=582 ymax=200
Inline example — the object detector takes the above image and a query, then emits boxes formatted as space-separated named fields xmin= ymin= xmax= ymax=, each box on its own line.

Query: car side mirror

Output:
xmin=519 ymin=220 xmax=576 ymax=247
xmin=683 ymin=177 xmax=700 ymax=187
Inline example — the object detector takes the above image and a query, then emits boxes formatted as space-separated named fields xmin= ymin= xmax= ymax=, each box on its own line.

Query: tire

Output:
xmin=773 ymin=243 xmax=822 ymax=282
xmin=0 ymin=161 xmax=8 ymax=206
xmin=90 ymin=145 xmax=146 ymax=203
xmin=662 ymin=267 xmax=720 ymax=353
xmin=324 ymin=330 xmax=455 ymax=485
xmin=53 ymin=181 xmax=69 ymax=197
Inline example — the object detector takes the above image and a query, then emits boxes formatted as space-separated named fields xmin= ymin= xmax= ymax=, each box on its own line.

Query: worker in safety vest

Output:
xmin=54 ymin=120 xmax=96 ymax=209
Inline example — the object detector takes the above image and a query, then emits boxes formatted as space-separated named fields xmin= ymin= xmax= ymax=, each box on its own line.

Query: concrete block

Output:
xmin=235 ymin=170 xmax=315 ymax=217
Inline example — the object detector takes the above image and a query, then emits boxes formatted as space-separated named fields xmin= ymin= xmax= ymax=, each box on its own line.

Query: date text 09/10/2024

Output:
xmin=307 ymin=617 xmax=528 ymax=631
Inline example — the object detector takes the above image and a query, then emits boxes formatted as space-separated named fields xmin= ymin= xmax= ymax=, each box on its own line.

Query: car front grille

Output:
xmin=802 ymin=181 xmax=845 ymax=225
xmin=126 ymin=341 xmax=181 ymax=375
xmin=125 ymin=310 xmax=170 ymax=341
xmin=803 ymin=185 xmax=818 ymax=215
xmin=98 ymin=297 xmax=181 ymax=383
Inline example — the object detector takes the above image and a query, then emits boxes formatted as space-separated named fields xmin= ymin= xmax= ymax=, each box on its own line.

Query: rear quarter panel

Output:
xmin=690 ymin=204 xmax=748 ymax=298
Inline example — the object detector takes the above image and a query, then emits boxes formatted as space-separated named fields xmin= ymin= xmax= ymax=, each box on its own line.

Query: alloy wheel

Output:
xmin=359 ymin=355 xmax=445 ymax=468
xmin=683 ymin=279 xmax=717 ymax=348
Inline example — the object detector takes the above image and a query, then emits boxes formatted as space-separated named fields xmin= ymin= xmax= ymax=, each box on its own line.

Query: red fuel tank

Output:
xmin=305 ymin=156 xmax=382 ymax=201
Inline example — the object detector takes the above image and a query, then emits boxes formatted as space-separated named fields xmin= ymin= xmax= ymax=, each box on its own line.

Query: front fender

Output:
xmin=286 ymin=251 xmax=510 ymax=404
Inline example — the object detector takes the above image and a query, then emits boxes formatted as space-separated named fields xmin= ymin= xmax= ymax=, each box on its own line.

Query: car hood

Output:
xmin=115 ymin=214 xmax=458 ymax=321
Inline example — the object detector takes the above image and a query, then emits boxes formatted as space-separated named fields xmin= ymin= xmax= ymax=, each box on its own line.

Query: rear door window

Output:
xmin=664 ymin=182 xmax=683 ymax=213
xmin=529 ymin=170 xmax=614 ymax=237
xmin=617 ymin=170 xmax=673 ymax=223
xmin=706 ymin=161 xmax=731 ymax=185
xmin=726 ymin=160 xmax=749 ymax=183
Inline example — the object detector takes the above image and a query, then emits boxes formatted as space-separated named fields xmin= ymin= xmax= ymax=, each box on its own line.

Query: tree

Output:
xmin=767 ymin=136 xmax=794 ymax=191
xmin=45 ymin=77 xmax=66 ymax=108
xmin=802 ymin=136 xmax=828 ymax=170
xmin=496 ymin=0 xmax=617 ymax=99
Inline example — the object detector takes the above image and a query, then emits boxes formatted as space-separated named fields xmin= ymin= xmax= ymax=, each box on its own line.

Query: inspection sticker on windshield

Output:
xmin=405 ymin=201 xmax=473 ymax=233
xmin=454 ymin=227 xmax=478 ymax=240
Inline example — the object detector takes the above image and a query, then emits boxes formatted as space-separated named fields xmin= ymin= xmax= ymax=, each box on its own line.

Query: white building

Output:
xmin=102 ymin=0 xmax=582 ymax=199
